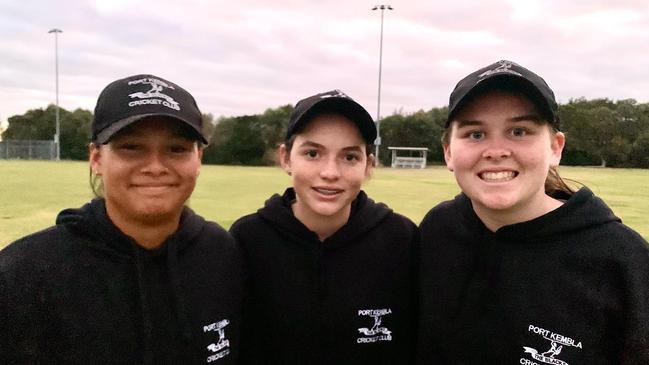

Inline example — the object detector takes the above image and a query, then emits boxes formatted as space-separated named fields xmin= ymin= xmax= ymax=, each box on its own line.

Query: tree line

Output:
xmin=2 ymin=98 xmax=649 ymax=168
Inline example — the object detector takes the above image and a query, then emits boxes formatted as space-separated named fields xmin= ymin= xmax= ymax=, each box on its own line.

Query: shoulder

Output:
xmin=0 ymin=226 xmax=66 ymax=272
xmin=567 ymin=188 xmax=647 ymax=253
xmin=229 ymin=212 xmax=264 ymax=237
xmin=419 ymin=194 xmax=469 ymax=233
xmin=228 ymin=212 xmax=283 ymax=255
xmin=589 ymin=220 xmax=649 ymax=257
xmin=383 ymin=210 xmax=418 ymax=236
xmin=199 ymin=219 xmax=231 ymax=241
xmin=422 ymin=196 xmax=462 ymax=222
xmin=0 ymin=225 xmax=78 ymax=297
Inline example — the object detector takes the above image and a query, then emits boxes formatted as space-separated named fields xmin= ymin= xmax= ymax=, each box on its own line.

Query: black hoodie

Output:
xmin=230 ymin=188 xmax=418 ymax=365
xmin=416 ymin=187 xmax=649 ymax=364
xmin=0 ymin=198 xmax=243 ymax=364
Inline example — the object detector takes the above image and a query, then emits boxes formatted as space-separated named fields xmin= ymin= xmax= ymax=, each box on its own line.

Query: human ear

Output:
xmin=88 ymin=143 xmax=102 ymax=175
xmin=365 ymin=153 xmax=375 ymax=177
xmin=278 ymin=144 xmax=292 ymax=175
xmin=550 ymin=131 xmax=566 ymax=167
xmin=196 ymin=147 xmax=203 ymax=176
xmin=197 ymin=145 xmax=204 ymax=160
xmin=443 ymin=143 xmax=454 ymax=172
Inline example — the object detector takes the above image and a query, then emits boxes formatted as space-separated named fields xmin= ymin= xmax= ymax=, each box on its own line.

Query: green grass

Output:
xmin=1 ymin=160 xmax=648 ymax=247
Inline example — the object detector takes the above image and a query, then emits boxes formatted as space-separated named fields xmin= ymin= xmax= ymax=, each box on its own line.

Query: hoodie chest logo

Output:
xmin=204 ymin=319 xmax=230 ymax=362
xmin=357 ymin=308 xmax=393 ymax=343
xmin=521 ymin=324 xmax=583 ymax=365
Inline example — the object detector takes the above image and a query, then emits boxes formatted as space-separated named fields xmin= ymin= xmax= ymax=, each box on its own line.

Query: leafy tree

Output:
xmin=558 ymin=102 xmax=598 ymax=165
xmin=2 ymin=105 xmax=58 ymax=140
xmin=202 ymin=113 xmax=216 ymax=144
xmin=203 ymin=115 xmax=265 ymax=165
xmin=258 ymin=105 xmax=293 ymax=164
xmin=630 ymin=130 xmax=649 ymax=168
xmin=2 ymin=105 xmax=92 ymax=160
xmin=61 ymin=108 xmax=93 ymax=160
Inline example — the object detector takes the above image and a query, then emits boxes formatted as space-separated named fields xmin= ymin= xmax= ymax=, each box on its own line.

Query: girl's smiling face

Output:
xmin=444 ymin=90 xmax=565 ymax=228
xmin=90 ymin=117 xmax=202 ymax=226
xmin=280 ymin=113 xmax=373 ymax=233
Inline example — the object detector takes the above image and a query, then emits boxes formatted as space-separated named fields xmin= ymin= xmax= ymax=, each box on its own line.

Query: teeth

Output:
xmin=481 ymin=171 xmax=515 ymax=182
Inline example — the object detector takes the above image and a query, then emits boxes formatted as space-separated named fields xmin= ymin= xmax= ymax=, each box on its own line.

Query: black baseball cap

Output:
xmin=446 ymin=60 xmax=559 ymax=128
xmin=92 ymin=74 xmax=207 ymax=144
xmin=287 ymin=89 xmax=377 ymax=144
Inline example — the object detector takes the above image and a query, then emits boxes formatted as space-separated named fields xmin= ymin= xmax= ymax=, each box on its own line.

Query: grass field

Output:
xmin=1 ymin=160 xmax=648 ymax=247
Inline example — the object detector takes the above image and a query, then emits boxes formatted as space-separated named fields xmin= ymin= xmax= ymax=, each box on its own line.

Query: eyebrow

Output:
xmin=297 ymin=141 xmax=364 ymax=151
xmin=509 ymin=114 xmax=543 ymax=123
xmin=298 ymin=141 xmax=324 ymax=149
xmin=455 ymin=114 xmax=543 ymax=128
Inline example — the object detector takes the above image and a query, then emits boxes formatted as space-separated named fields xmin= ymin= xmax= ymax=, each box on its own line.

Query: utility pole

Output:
xmin=48 ymin=28 xmax=62 ymax=160
xmin=371 ymin=5 xmax=392 ymax=165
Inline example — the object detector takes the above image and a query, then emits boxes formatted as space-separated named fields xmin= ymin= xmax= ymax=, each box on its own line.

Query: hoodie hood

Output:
xmin=258 ymin=188 xmax=392 ymax=249
xmin=454 ymin=187 xmax=621 ymax=241
xmin=56 ymin=198 xmax=206 ymax=254
xmin=55 ymin=198 xmax=207 ymax=363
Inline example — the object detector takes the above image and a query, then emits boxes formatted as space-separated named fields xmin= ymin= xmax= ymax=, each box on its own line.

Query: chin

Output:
xmin=474 ymin=193 xmax=520 ymax=211
xmin=136 ymin=202 xmax=180 ymax=218
xmin=312 ymin=206 xmax=344 ymax=217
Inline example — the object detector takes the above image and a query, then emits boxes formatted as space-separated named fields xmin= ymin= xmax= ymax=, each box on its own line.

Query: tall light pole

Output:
xmin=48 ymin=28 xmax=62 ymax=160
xmin=371 ymin=5 xmax=392 ymax=165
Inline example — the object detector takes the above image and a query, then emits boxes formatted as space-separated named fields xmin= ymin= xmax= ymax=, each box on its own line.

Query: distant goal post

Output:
xmin=387 ymin=147 xmax=429 ymax=169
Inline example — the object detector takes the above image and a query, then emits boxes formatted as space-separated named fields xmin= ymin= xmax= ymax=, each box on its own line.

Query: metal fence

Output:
xmin=0 ymin=140 xmax=56 ymax=160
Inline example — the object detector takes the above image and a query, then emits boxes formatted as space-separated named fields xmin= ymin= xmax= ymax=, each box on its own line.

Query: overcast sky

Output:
xmin=1 ymin=0 xmax=648 ymax=129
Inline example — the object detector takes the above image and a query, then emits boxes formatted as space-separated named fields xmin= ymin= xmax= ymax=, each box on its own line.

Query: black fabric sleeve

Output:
xmin=0 ymin=274 xmax=6 ymax=362
xmin=229 ymin=221 xmax=258 ymax=365
xmin=619 ymin=238 xmax=649 ymax=364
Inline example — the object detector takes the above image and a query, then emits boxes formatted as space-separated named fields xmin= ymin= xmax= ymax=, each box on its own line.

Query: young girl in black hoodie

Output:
xmin=416 ymin=60 xmax=649 ymax=364
xmin=0 ymin=75 xmax=243 ymax=364
xmin=231 ymin=90 xmax=417 ymax=364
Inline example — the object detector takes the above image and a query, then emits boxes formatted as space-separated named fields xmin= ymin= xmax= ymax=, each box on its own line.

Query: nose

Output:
xmin=482 ymin=139 xmax=511 ymax=160
xmin=319 ymin=157 xmax=341 ymax=180
xmin=141 ymin=151 xmax=169 ymax=175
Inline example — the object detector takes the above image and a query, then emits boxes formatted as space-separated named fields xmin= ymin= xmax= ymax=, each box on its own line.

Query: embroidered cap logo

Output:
xmin=319 ymin=89 xmax=349 ymax=99
xmin=478 ymin=60 xmax=523 ymax=80
xmin=127 ymin=77 xmax=181 ymax=111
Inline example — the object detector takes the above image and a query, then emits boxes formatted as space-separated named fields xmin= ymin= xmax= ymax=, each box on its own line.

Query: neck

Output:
xmin=473 ymin=195 xmax=563 ymax=232
xmin=105 ymin=203 xmax=181 ymax=249
xmin=292 ymin=203 xmax=351 ymax=242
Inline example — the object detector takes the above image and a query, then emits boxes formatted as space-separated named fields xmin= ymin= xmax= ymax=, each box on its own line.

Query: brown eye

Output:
xmin=169 ymin=145 xmax=190 ymax=153
xmin=468 ymin=131 xmax=484 ymax=140
xmin=117 ymin=143 xmax=141 ymax=151
xmin=511 ymin=127 xmax=527 ymax=137
xmin=345 ymin=153 xmax=359 ymax=162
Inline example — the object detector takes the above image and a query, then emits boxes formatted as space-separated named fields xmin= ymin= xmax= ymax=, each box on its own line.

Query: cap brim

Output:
xmin=94 ymin=113 xmax=208 ymax=145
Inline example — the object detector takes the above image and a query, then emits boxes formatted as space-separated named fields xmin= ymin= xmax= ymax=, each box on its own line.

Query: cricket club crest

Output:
xmin=357 ymin=308 xmax=393 ymax=343
xmin=478 ymin=60 xmax=523 ymax=80
xmin=204 ymin=319 xmax=231 ymax=362
xmin=319 ymin=89 xmax=349 ymax=99
xmin=521 ymin=324 xmax=583 ymax=365
xmin=127 ymin=77 xmax=181 ymax=110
